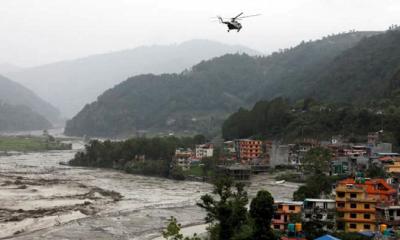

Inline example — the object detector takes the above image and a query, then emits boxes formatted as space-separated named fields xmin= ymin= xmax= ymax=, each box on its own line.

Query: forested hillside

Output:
xmin=7 ymin=40 xmax=259 ymax=117
xmin=0 ymin=101 xmax=52 ymax=132
xmin=66 ymin=31 xmax=395 ymax=138
xmin=222 ymin=98 xmax=400 ymax=145
xmin=0 ymin=75 xmax=60 ymax=123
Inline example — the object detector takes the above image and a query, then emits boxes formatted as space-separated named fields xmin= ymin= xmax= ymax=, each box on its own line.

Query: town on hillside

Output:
xmin=172 ymin=131 xmax=400 ymax=239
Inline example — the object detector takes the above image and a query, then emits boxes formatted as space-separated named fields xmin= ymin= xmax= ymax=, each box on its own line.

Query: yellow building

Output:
xmin=272 ymin=201 xmax=303 ymax=231
xmin=335 ymin=178 xmax=396 ymax=232
xmin=385 ymin=160 xmax=400 ymax=173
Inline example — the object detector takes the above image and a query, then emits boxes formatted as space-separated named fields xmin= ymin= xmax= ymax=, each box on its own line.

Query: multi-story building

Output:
xmin=174 ymin=148 xmax=194 ymax=170
xmin=234 ymin=139 xmax=263 ymax=163
xmin=376 ymin=205 xmax=400 ymax=227
xmin=272 ymin=201 xmax=303 ymax=231
xmin=302 ymin=199 xmax=336 ymax=231
xmin=195 ymin=144 xmax=213 ymax=159
xmin=335 ymin=178 xmax=397 ymax=232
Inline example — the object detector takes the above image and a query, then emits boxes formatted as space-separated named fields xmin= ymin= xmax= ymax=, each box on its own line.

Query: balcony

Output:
xmin=336 ymin=208 xmax=375 ymax=213
xmin=336 ymin=217 xmax=375 ymax=223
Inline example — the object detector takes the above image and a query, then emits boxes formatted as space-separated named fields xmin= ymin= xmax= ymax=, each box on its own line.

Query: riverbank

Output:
xmin=0 ymin=135 xmax=72 ymax=152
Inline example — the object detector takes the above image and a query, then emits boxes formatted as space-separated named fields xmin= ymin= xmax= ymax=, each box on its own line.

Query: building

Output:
xmin=174 ymin=148 xmax=194 ymax=171
xmin=222 ymin=141 xmax=237 ymax=161
xmin=288 ymin=139 xmax=319 ymax=167
xmin=272 ymin=201 xmax=303 ymax=231
xmin=234 ymin=139 xmax=263 ymax=163
xmin=175 ymin=148 xmax=193 ymax=159
xmin=302 ymin=199 xmax=336 ymax=231
xmin=269 ymin=143 xmax=290 ymax=167
xmin=217 ymin=165 xmax=251 ymax=181
xmin=385 ymin=161 xmax=400 ymax=174
xmin=195 ymin=144 xmax=213 ymax=159
xmin=335 ymin=178 xmax=397 ymax=232
xmin=376 ymin=205 xmax=400 ymax=227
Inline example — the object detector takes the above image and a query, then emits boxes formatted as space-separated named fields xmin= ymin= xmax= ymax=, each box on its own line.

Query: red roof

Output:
xmin=338 ymin=178 xmax=396 ymax=196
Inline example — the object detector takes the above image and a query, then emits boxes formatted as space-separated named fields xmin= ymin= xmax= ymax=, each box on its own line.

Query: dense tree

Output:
xmin=197 ymin=178 xmax=249 ymax=240
xmin=249 ymin=190 xmax=276 ymax=240
xmin=69 ymin=136 xmax=203 ymax=180
xmin=196 ymin=178 xmax=276 ymax=240
xmin=302 ymin=147 xmax=332 ymax=174
xmin=162 ymin=217 xmax=201 ymax=240
xmin=223 ymin=97 xmax=400 ymax=145
xmin=293 ymin=174 xmax=336 ymax=201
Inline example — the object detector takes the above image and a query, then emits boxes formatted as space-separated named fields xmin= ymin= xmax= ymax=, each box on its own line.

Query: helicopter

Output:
xmin=216 ymin=12 xmax=261 ymax=32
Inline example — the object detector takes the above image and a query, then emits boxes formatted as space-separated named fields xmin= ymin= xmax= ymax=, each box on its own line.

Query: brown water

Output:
xmin=0 ymin=135 xmax=300 ymax=240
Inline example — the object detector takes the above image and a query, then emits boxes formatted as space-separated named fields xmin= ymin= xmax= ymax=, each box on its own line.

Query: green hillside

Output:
xmin=65 ymin=31 xmax=385 ymax=137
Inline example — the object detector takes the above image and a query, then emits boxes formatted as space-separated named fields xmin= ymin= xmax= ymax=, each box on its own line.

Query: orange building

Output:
xmin=335 ymin=178 xmax=396 ymax=232
xmin=234 ymin=139 xmax=263 ymax=163
xmin=272 ymin=201 xmax=303 ymax=231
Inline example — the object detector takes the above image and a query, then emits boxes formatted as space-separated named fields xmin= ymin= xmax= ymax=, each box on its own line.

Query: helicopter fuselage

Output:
xmin=227 ymin=21 xmax=242 ymax=30
xmin=223 ymin=20 xmax=242 ymax=32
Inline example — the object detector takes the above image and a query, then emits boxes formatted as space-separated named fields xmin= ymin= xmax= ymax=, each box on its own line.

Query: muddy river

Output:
xmin=0 ymin=135 xmax=300 ymax=240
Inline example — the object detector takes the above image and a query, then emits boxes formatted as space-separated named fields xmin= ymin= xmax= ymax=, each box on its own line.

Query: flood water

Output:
xmin=0 ymin=134 xmax=301 ymax=240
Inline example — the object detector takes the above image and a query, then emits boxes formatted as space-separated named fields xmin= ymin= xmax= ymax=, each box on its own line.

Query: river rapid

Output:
xmin=0 ymin=133 xmax=301 ymax=240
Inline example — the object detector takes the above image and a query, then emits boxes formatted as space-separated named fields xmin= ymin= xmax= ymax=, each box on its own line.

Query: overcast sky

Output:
xmin=0 ymin=0 xmax=399 ymax=67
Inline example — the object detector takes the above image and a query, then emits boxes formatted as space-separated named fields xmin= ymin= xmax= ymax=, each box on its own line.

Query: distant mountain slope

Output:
xmin=0 ymin=101 xmax=52 ymax=132
xmin=0 ymin=75 xmax=60 ymax=123
xmin=6 ymin=40 xmax=260 ymax=117
xmin=65 ymin=31 xmax=380 ymax=137
xmin=0 ymin=63 xmax=22 ymax=74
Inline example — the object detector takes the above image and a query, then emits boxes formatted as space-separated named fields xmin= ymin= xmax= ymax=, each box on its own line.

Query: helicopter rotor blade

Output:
xmin=236 ymin=14 xmax=261 ymax=20
xmin=232 ymin=12 xmax=244 ymax=20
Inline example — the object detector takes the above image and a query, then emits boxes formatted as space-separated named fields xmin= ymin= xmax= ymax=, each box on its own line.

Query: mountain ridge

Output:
xmin=65 ymin=31 xmax=384 ymax=137
xmin=6 ymin=39 xmax=261 ymax=117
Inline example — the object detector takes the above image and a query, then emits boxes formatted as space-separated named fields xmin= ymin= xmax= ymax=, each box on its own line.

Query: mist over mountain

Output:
xmin=65 ymin=31 xmax=383 ymax=137
xmin=6 ymin=40 xmax=260 ymax=117
xmin=0 ymin=75 xmax=58 ymax=131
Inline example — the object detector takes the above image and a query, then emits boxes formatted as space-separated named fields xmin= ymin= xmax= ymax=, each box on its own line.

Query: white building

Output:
xmin=195 ymin=144 xmax=213 ymax=159
xmin=302 ymin=198 xmax=336 ymax=230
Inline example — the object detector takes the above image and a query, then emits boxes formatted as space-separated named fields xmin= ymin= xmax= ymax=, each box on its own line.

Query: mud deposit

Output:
xmin=0 ymin=137 xmax=300 ymax=240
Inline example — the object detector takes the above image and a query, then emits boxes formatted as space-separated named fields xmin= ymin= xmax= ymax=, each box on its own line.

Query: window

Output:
xmin=274 ymin=225 xmax=280 ymax=229
xmin=289 ymin=205 xmax=295 ymax=211
xmin=365 ymin=204 xmax=370 ymax=209
xmin=327 ymin=214 xmax=334 ymax=220
xmin=278 ymin=205 xmax=283 ymax=209
xmin=350 ymin=203 xmax=357 ymax=209
xmin=350 ymin=193 xmax=357 ymax=198
xmin=397 ymin=210 xmax=400 ymax=216
xmin=337 ymin=202 xmax=345 ymax=208
xmin=364 ymin=224 xmax=371 ymax=230
xmin=349 ymin=223 xmax=357 ymax=229
xmin=323 ymin=202 xmax=328 ymax=209
xmin=337 ymin=222 xmax=345 ymax=230
xmin=364 ymin=214 xmax=370 ymax=219
xmin=274 ymin=214 xmax=280 ymax=220
xmin=337 ymin=192 xmax=345 ymax=198
xmin=350 ymin=213 xmax=357 ymax=219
